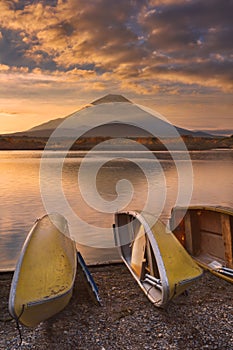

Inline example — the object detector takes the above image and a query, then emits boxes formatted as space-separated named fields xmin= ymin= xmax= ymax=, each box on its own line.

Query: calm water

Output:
xmin=0 ymin=149 xmax=232 ymax=270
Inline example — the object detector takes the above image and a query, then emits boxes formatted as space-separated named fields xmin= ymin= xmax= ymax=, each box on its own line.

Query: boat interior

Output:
xmin=172 ymin=208 xmax=233 ymax=269
xmin=114 ymin=213 xmax=163 ymax=303
xmin=15 ymin=217 xmax=75 ymax=305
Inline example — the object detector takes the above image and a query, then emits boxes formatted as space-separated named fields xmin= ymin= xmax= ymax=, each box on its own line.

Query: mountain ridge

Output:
xmin=6 ymin=94 xmax=214 ymax=138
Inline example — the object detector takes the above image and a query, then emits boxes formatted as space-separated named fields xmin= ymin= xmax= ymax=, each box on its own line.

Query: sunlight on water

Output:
xmin=0 ymin=149 xmax=232 ymax=269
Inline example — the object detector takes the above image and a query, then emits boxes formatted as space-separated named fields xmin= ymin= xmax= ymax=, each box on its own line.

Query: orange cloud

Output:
xmin=0 ymin=64 xmax=10 ymax=71
xmin=0 ymin=0 xmax=232 ymax=136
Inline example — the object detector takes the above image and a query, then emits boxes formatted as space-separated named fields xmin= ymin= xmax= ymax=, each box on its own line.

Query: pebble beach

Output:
xmin=0 ymin=263 xmax=232 ymax=350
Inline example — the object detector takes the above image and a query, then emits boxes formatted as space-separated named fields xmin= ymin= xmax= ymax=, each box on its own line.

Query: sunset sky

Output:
xmin=0 ymin=0 xmax=232 ymax=135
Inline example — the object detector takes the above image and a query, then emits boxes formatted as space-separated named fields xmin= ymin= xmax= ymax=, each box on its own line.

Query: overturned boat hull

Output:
xmin=114 ymin=211 xmax=202 ymax=307
xmin=9 ymin=213 xmax=77 ymax=327
xmin=170 ymin=206 xmax=233 ymax=283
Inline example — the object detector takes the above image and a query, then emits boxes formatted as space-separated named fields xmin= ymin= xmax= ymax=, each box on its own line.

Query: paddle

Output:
xmin=77 ymin=252 xmax=102 ymax=305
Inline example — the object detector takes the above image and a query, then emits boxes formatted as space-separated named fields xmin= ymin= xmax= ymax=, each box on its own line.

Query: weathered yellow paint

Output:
xmin=150 ymin=219 xmax=202 ymax=299
xmin=9 ymin=213 xmax=77 ymax=327
xmin=115 ymin=211 xmax=203 ymax=307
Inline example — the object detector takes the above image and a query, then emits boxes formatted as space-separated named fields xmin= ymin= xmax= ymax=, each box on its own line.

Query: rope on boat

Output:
xmin=15 ymin=304 xmax=25 ymax=347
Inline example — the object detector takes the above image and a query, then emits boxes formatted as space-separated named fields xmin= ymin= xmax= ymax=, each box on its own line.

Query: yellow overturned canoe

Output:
xmin=114 ymin=211 xmax=202 ymax=307
xmin=9 ymin=213 xmax=77 ymax=327
xmin=170 ymin=206 xmax=233 ymax=283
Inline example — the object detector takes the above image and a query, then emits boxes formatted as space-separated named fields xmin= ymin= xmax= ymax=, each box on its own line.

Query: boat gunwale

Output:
xmin=26 ymin=282 xmax=74 ymax=307
xmin=114 ymin=210 xmax=170 ymax=307
xmin=195 ymin=259 xmax=233 ymax=284
xmin=9 ymin=218 xmax=39 ymax=320
xmin=172 ymin=205 xmax=233 ymax=217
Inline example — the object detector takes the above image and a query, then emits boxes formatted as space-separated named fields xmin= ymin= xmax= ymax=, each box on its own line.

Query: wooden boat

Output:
xmin=9 ymin=213 xmax=77 ymax=327
xmin=170 ymin=206 xmax=233 ymax=283
xmin=113 ymin=211 xmax=202 ymax=307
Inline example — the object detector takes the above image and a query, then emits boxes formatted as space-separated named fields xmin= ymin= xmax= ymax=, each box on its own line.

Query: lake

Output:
xmin=0 ymin=149 xmax=232 ymax=270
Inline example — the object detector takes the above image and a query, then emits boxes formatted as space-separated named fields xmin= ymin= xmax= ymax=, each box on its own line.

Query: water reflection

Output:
xmin=0 ymin=150 xmax=233 ymax=270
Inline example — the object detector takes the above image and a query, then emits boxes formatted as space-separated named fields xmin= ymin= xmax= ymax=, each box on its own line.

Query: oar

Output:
xmin=77 ymin=251 xmax=102 ymax=305
xmin=208 ymin=260 xmax=233 ymax=278
xmin=217 ymin=268 xmax=233 ymax=278
xmin=144 ymin=273 xmax=162 ymax=290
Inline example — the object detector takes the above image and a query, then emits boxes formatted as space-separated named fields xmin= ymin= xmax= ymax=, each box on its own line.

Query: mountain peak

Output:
xmin=91 ymin=94 xmax=131 ymax=105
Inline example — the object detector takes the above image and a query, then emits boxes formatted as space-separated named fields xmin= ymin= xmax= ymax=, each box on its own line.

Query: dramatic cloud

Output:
xmin=0 ymin=0 xmax=232 ymax=92
xmin=0 ymin=0 xmax=232 ymax=133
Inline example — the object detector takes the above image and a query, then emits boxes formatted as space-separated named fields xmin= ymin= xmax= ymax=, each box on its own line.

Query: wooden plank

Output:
xmin=200 ymin=231 xmax=225 ymax=260
xmin=192 ymin=211 xmax=202 ymax=255
xmin=170 ymin=208 xmax=186 ymax=232
xmin=184 ymin=210 xmax=201 ymax=256
xmin=221 ymin=214 xmax=233 ymax=268
xmin=131 ymin=225 xmax=146 ymax=278
xmin=199 ymin=211 xmax=222 ymax=235
xmin=146 ymin=239 xmax=154 ymax=276
xmin=184 ymin=212 xmax=193 ymax=254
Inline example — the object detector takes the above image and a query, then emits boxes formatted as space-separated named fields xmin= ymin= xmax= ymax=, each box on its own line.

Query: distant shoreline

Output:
xmin=0 ymin=135 xmax=232 ymax=151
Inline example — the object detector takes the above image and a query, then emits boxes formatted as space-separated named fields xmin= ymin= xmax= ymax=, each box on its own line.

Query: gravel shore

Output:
xmin=0 ymin=264 xmax=232 ymax=350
